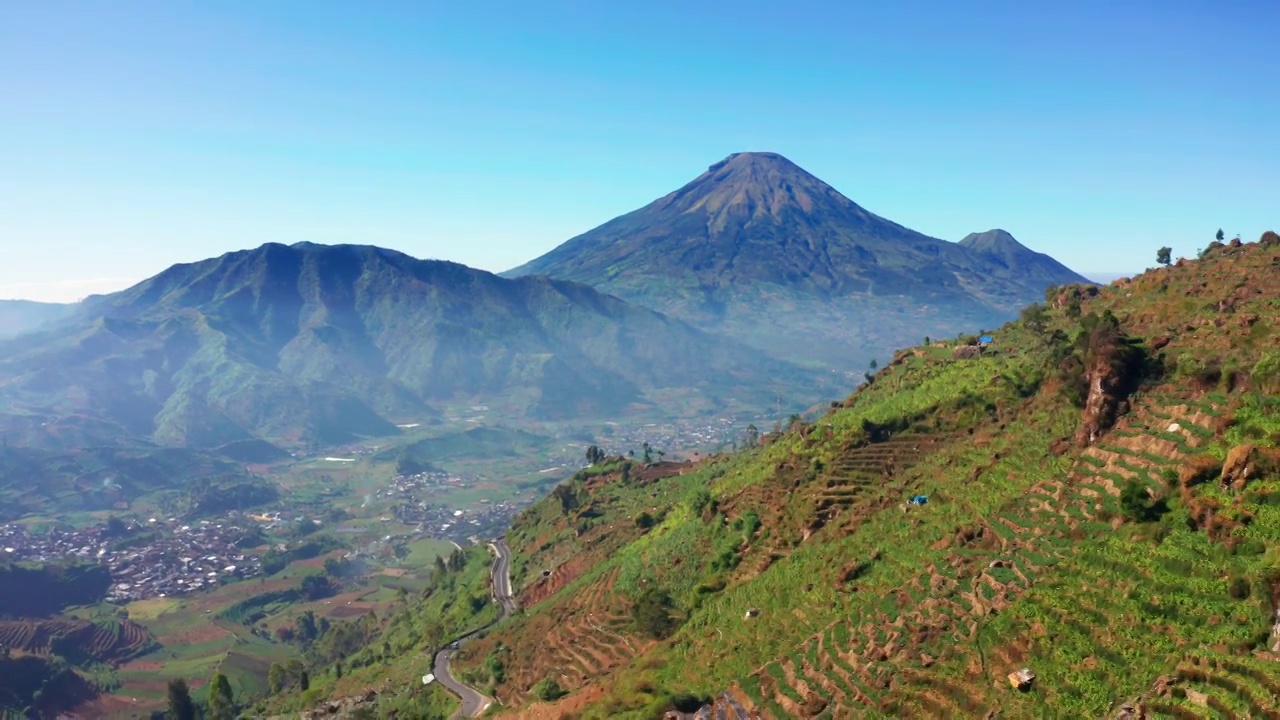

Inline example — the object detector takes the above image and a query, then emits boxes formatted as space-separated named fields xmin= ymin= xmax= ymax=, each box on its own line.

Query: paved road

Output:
xmin=432 ymin=538 xmax=516 ymax=718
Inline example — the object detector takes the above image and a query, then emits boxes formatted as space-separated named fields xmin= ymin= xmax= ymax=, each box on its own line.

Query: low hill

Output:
xmin=0 ymin=300 xmax=75 ymax=340
xmin=0 ymin=442 xmax=262 ymax=521
xmin=0 ymin=242 xmax=822 ymax=452
xmin=0 ymin=562 xmax=112 ymax=618
xmin=273 ymin=235 xmax=1278 ymax=718
xmin=506 ymin=152 xmax=1091 ymax=368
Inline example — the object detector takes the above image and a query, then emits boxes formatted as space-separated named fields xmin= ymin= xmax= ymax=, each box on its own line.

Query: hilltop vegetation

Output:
xmin=425 ymin=236 xmax=1278 ymax=717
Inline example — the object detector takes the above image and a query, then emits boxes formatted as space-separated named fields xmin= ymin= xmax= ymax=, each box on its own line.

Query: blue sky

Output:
xmin=2 ymin=1 xmax=1276 ymax=301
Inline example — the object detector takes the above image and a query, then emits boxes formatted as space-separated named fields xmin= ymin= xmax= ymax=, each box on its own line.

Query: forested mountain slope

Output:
xmin=0 ymin=242 xmax=818 ymax=452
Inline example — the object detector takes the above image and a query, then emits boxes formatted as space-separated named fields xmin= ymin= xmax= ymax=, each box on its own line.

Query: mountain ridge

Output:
xmin=0 ymin=242 xmax=821 ymax=451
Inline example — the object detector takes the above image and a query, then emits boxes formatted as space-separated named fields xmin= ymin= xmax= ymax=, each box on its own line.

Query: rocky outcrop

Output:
xmin=1074 ymin=357 xmax=1128 ymax=446
xmin=1220 ymin=444 xmax=1256 ymax=491
xmin=1072 ymin=315 xmax=1147 ymax=447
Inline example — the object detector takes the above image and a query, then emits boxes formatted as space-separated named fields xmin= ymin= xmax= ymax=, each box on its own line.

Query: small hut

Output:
xmin=1008 ymin=668 xmax=1035 ymax=691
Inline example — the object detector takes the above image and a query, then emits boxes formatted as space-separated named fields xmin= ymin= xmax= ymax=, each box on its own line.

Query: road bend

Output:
xmin=431 ymin=538 xmax=517 ymax=718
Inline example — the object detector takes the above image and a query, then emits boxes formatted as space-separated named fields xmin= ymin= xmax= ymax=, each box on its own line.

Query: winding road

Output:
xmin=432 ymin=538 xmax=516 ymax=718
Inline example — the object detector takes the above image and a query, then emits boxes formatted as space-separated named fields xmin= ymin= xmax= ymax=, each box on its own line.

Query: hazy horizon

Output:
xmin=4 ymin=2 xmax=1277 ymax=302
xmin=0 ymin=257 xmax=1142 ymax=305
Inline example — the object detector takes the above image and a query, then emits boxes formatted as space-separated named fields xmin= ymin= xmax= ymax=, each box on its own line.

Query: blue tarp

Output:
xmin=979 ymin=336 xmax=994 ymax=343
xmin=909 ymin=495 xmax=928 ymax=505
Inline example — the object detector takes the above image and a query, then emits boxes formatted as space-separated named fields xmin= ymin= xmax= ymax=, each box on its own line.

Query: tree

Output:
xmin=167 ymin=678 xmax=196 ymax=720
xmin=868 ymin=359 xmax=877 ymax=370
xmin=1020 ymin=303 xmax=1048 ymax=335
xmin=206 ymin=672 xmax=235 ymax=720
xmin=744 ymin=424 xmax=759 ymax=448
xmin=1119 ymin=478 xmax=1163 ymax=522
xmin=642 ymin=442 xmax=653 ymax=464
xmin=267 ymin=663 xmax=285 ymax=694
xmin=300 ymin=574 xmax=334 ymax=602
xmin=299 ymin=670 xmax=310 ymax=691
xmin=585 ymin=445 xmax=603 ymax=465
xmin=632 ymin=587 xmax=680 ymax=639
xmin=105 ymin=516 xmax=130 ymax=538
xmin=1216 ymin=228 xmax=1225 ymax=241
xmin=531 ymin=678 xmax=566 ymax=701
xmin=1253 ymin=352 xmax=1280 ymax=394
xmin=635 ymin=512 xmax=655 ymax=529
xmin=297 ymin=610 xmax=319 ymax=642
xmin=1156 ymin=246 xmax=1172 ymax=266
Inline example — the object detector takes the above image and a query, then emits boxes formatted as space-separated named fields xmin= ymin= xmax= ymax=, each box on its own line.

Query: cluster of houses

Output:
xmin=0 ymin=517 xmax=264 ymax=603
xmin=371 ymin=471 xmax=516 ymax=543
xmin=595 ymin=416 xmax=757 ymax=457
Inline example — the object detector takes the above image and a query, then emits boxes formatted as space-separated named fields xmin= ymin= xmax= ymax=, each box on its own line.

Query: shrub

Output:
xmin=632 ymin=588 xmax=680 ymax=639
xmin=531 ymin=677 xmax=566 ymax=701
xmin=1120 ymin=479 xmax=1159 ymax=522
xmin=1227 ymin=575 xmax=1251 ymax=600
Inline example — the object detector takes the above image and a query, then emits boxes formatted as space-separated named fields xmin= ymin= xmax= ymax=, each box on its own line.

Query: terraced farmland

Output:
xmin=0 ymin=616 xmax=157 ymax=663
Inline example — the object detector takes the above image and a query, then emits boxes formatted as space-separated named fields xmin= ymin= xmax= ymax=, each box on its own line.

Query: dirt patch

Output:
xmin=329 ymin=603 xmax=378 ymax=619
xmin=516 ymin=682 xmax=609 ymax=719
xmin=71 ymin=694 xmax=145 ymax=718
xmin=519 ymin=554 xmax=589 ymax=608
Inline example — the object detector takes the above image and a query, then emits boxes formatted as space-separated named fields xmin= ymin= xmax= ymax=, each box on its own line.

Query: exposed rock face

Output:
xmin=1075 ymin=357 xmax=1126 ymax=446
xmin=1220 ymin=444 xmax=1256 ymax=491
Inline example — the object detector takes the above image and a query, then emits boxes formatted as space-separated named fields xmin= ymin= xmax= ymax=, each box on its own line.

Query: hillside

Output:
xmin=0 ymin=300 xmax=75 ymax=340
xmin=506 ymin=152 xmax=1091 ymax=368
xmin=0 ymin=242 xmax=820 ymax=452
xmin=295 ymin=235 xmax=1280 ymax=718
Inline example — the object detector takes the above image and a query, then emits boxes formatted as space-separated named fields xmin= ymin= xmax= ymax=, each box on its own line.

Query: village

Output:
xmin=595 ymin=415 xmax=772 ymax=458
xmin=375 ymin=469 xmax=521 ymax=544
xmin=0 ymin=517 xmax=265 ymax=604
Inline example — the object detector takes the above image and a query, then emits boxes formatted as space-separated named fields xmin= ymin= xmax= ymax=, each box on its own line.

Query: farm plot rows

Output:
xmin=730 ymin=397 xmax=1228 ymax=717
xmin=0 ymin=617 xmax=156 ymax=663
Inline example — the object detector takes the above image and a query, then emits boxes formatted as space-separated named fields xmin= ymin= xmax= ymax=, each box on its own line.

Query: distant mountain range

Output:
xmin=0 ymin=153 xmax=1093 ymax=454
xmin=0 ymin=242 xmax=816 ymax=451
xmin=506 ymin=152 xmax=1091 ymax=367
xmin=0 ymin=300 xmax=75 ymax=340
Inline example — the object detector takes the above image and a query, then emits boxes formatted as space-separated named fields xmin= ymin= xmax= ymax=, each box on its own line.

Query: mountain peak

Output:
xmin=959 ymin=229 xmax=1023 ymax=254
xmin=667 ymin=151 xmax=854 ymax=221
xmin=709 ymin=151 xmax=799 ymax=172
